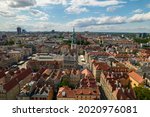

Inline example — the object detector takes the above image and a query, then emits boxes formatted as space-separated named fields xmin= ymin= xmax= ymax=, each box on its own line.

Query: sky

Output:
xmin=0 ymin=0 xmax=150 ymax=32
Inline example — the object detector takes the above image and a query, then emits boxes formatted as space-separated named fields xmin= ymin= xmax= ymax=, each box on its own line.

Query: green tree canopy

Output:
xmin=134 ymin=86 xmax=150 ymax=100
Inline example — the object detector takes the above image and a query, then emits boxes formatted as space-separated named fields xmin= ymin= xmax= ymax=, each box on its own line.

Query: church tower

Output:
xmin=71 ymin=28 xmax=77 ymax=50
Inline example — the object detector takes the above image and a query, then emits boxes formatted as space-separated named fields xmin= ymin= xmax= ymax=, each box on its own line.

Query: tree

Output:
xmin=58 ymin=78 xmax=69 ymax=87
xmin=134 ymin=86 xmax=150 ymax=100
xmin=133 ymin=38 xmax=150 ymax=44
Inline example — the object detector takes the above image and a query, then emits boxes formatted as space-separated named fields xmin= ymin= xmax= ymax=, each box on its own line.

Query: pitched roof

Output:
xmin=81 ymin=69 xmax=94 ymax=77
xmin=75 ymin=88 xmax=100 ymax=96
xmin=3 ymin=69 xmax=32 ymax=92
xmin=42 ymin=69 xmax=52 ymax=76
xmin=129 ymin=71 xmax=144 ymax=84
xmin=94 ymin=62 xmax=110 ymax=71
xmin=57 ymin=86 xmax=75 ymax=98
xmin=89 ymin=52 xmax=109 ymax=56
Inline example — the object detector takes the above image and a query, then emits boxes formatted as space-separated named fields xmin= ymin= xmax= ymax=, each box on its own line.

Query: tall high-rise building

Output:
xmin=17 ymin=27 xmax=22 ymax=35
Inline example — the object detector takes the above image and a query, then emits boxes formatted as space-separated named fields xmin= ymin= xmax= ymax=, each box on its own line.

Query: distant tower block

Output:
xmin=17 ymin=27 xmax=22 ymax=35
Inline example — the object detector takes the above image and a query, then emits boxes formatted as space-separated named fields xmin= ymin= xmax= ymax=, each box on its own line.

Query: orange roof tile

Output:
xmin=75 ymin=88 xmax=100 ymax=96
xmin=129 ymin=71 xmax=144 ymax=84
xmin=94 ymin=62 xmax=110 ymax=71
xmin=57 ymin=86 xmax=75 ymax=98
xmin=42 ymin=69 xmax=52 ymax=76
xmin=81 ymin=69 xmax=94 ymax=77
xmin=3 ymin=69 xmax=32 ymax=92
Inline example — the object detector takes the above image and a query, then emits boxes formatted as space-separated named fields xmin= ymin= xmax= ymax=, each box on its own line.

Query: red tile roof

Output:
xmin=129 ymin=71 xmax=144 ymax=84
xmin=75 ymin=88 xmax=100 ymax=96
xmin=94 ymin=62 xmax=110 ymax=71
xmin=110 ymin=67 xmax=129 ymax=72
xmin=89 ymin=52 xmax=109 ymax=56
xmin=80 ymin=77 xmax=97 ymax=88
xmin=3 ymin=69 xmax=32 ymax=92
xmin=57 ymin=86 xmax=75 ymax=98
xmin=115 ymin=54 xmax=129 ymax=58
xmin=81 ymin=69 xmax=94 ymax=78
xmin=103 ymin=71 xmax=136 ymax=100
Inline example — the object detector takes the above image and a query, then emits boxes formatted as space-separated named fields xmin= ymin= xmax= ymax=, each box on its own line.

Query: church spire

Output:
xmin=72 ymin=27 xmax=76 ymax=44
xmin=71 ymin=27 xmax=77 ymax=50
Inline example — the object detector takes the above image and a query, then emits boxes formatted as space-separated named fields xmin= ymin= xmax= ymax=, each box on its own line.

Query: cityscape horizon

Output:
xmin=0 ymin=0 xmax=150 ymax=101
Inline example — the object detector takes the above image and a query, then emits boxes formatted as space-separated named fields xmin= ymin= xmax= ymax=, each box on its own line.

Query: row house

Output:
xmin=57 ymin=68 xmax=100 ymax=100
xmin=114 ymin=53 xmax=130 ymax=62
xmin=91 ymin=60 xmax=110 ymax=81
xmin=18 ymin=68 xmax=54 ymax=100
xmin=75 ymin=88 xmax=100 ymax=100
xmin=57 ymin=86 xmax=100 ymax=100
xmin=62 ymin=69 xmax=81 ymax=86
xmin=57 ymin=86 xmax=76 ymax=100
xmin=87 ymin=52 xmax=110 ymax=64
xmin=27 ymin=60 xmax=63 ymax=71
xmin=84 ymin=46 xmax=103 ymax=63
xmin=0 ymin=68 xmax=32 ymax=99
xmin=63 ymin=52 xmax=78 ymax=69
xmin=100 ymin=70 xmax=136 ymax=100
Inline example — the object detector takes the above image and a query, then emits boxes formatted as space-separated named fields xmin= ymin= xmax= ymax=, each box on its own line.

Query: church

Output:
xmin=63 ymin=28 xmax=78 ymax=69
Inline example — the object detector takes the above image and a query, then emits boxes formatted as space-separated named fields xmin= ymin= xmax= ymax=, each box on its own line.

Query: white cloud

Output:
xmin=65 ymin=6 xmax=88 ymax=14
xmin=30 ymin=9 xmax=49 ymax=21
xmin=132 ymin=9 xmax=143 ymax=14
xmin=0 ymin=1 xmax=17 ymax=17
xmin=65 ymin=0 xmax=126 ymax=14
xmin=36 ymin=0 xmax=68 ymax=6
xmin=69 ymin=0 xmax=126 ymax=7
xmin=68 ymin=12 xmax=150 ymax=27
xmin=15 ymin=15 xmax=31 ymax=22
xmin=68 ymin=16 xmax=127 ymax=27
xmin=0 ymin=11 xmax=16 ymax=17
xmin=128 ymin=12 xmax=150 ymax=22
xmin=106 ymin=5 xmax=124 ymax=12
xmin=39 ymin=17 xmax=49 ymax=21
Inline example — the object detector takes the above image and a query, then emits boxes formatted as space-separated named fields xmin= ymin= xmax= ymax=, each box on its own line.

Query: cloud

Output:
xmin=106 ymin=5 xmax=124 ymax=12
xmin=0 ymin=11 xmax=16 ymax=17
xmin=68 ymin=12 xmax=150 ymax=27
xmin=65 ymin=0 xmax=126 ymax=14
xmin=132 ymin=9 xmax=143 ymax=14
xmin=36 ymin=0 xmax=68 ymax=6
xmin=8 ymin=0 xmax=36 ymax=8
xmin=128 ymin=12 xmax=150 ymax=22
xmin=15 ymin=15 xmax=31 ymax=22
xmin=69 ymin=0 xmax=126 ymax=7
xmin=68 ymin=16 xmax=127 ymax=27
xmin=30 ymin=9 xmax=49 ymax=21
xmin=65 ymin=6 xmax=88 ymax=14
